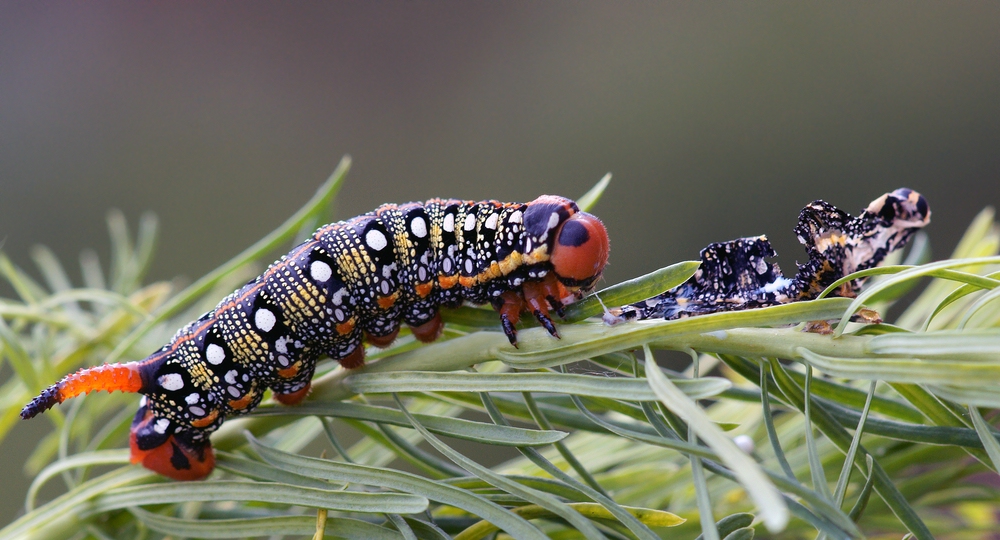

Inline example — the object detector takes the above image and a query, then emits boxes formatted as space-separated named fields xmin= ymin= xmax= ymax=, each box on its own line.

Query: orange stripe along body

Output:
xmin=22 ymin=195 xmax=609 ymax=480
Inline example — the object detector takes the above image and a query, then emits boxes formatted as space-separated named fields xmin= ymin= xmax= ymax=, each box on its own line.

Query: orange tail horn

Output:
xmin=21 ymin=362 xmax=144 ymax=419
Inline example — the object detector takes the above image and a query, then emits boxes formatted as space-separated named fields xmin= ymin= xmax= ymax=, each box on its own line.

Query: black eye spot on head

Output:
xmin=557 ymin=219 xmax=590 ymax=247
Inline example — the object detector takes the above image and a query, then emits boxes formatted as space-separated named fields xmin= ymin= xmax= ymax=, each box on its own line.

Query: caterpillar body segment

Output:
xmin=22 ymin=195 xmax=610 ymax=480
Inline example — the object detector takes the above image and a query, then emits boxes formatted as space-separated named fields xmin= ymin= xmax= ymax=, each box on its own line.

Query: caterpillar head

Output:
xmin=549 ymin=211 xmax=610 ymax=291
xmin=523 ymin=195 xmax=610 ymax=294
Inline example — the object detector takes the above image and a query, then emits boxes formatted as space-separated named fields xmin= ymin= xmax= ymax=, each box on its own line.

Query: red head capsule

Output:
xmin=549 ymin=212 xmax=609 ymax=288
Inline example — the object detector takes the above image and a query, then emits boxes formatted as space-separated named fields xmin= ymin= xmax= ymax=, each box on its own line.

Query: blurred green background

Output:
xmin=2 ymin=2 xmax=999 ymax=526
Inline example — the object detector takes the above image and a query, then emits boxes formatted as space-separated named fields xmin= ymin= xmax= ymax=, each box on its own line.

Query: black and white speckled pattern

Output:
xmin=617 ymin=188 xmax=930 ymax=321
xmin=130 ymin=196 xmax=587 ymax=447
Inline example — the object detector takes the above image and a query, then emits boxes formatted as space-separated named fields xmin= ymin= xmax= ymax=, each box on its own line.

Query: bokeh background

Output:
xmin=2 ymin=2 xmax=999 ymax=525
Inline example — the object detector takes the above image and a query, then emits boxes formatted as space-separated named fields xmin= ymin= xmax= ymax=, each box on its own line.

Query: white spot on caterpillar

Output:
xmin=310 ymin=260 xmax=333 ymax=282
xmin=485 ymin=213 xmax=499 ymax=230
xmin=332 ymin=288 xmax=348 ymax=306
xmin=189 ymin=406 xmax=205 ymax=417
xmin=547 ymin=212 xmax=560 ymax=230
xmin=206 ymin=343 xmax=225 ymax=365
xmin=411 ymin=216 xmax=428 ymax=238
xmin=185 ymin=393 xmax=200 ymax=405
xmin=417 ymin=266 xmax=428 ymax=281
xmin=464 ymin=213 xmax=476 ymax=231
xmin=225 ymin=370 xmax=238 ymax=384
xmin=365 ymin=229 xmax=388 ymax=251
xmin=442 ymin=258 xmax=453 ymax=273
xmin=227 ymin=386 xmax=241 ymax=398
xmin=380 ymin=281 xmax=391 ymax=295
xmin=153 ymin=418 xmax=170 ymax=434
xmin=275 ymin=336 xmax=288 ymax=353
xmin=158 ymin=373 xmax=184 ymax=391
xmin=464 ymin=259 xmax=474 ymax=273
xmin=509 ymin=210 xmax=523 ymax=224
xmin=277 ymin=354 xmax=290 ymax=367
xmin=255 ymin=308 xmax=276 ymax=332
xmin=443 ymin=213 xmax=455 ymax=232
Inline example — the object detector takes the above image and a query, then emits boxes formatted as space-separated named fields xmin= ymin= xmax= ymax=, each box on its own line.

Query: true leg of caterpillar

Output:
xmin=522 ymin=275 xmax=567 ymax=339
xmin=409 ymin=312 xmax=444 ymax=343
xmin=496 ymin=291 xmax=524 ymax=346
xmin=20 ymin=362 xmax=144 ymax=420
xmin=274 ymin=383 xmax=312 ymax=405
xmin=547 ymin=295 xmax=567 ymax=318
xmin=533 ymin=310 xmax=559 ymax=337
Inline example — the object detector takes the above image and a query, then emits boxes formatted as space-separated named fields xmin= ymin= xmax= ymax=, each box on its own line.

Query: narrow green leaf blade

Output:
xmin=644 ymin=358 xmax=788 ymax=532
xmin=563 ymin=261 xmax=701 ymax=322
xmin=245 ymin=434 xmax=549 ymax=540
xmin=251 ymin=400 xmax=567 ymax=446
xmin=345 ymin=371 xmax=730 ymax=401
xmin=93 ymin=481 xmax=428 ymax=515
xmin=969 ymin=406 xmax=1000 ymax=473
xmin=576 ymin=173 xmax=612 ymax=213
xmin=129 ymin=507 xmax=403 ymax=539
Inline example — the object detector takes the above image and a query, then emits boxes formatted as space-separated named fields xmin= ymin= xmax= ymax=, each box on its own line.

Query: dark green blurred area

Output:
xmin=2 ymin=1 xmax=998 ymax=526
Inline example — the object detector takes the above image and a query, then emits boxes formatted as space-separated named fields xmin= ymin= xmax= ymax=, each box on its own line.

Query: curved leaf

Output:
xmin=345 ymin=371 xmax=730 ymax=401
xmin=92 ymin=481 xmax=427 ymax=515
xmin=129 ymin=507 xmax=402 ymax=539
xmin=246 ymin=434 xmax=549 ymax=540
xmin=251 ymin=400 xmax=567 ymax=446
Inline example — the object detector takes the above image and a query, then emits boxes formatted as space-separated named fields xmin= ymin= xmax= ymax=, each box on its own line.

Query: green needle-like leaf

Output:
xmin=562 ymin=261 xmax=700 ymax=322
xmin=454 ymin=502 xmax=683 ymax=540
xmin=644 ymin=351 xmax=788 ymax=532
xmin=94 ymin=481 xmax=428 ymax=515
xmin=251 ymin=400 xmax=567 ymax=446
xmin=246 ymin=433 xmax=549 ymax=540
xmin=345 ymin=371 xmax=730 ymax=401
xmin=129 ymin=507 xmax=403 ymax=539
xmin=392 ymin=395 xmax=609 ymax=540
xmin=576 ymin=173 xmax=612 ymax=212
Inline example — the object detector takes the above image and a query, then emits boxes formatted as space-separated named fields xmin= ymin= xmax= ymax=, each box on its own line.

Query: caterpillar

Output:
xmin=614 ymin=188 xmax=930 ymax=321
xmin=21 ymin=195 xmax=609 ymax=480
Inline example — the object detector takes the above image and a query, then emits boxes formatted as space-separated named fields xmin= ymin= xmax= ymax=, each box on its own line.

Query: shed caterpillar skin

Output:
xmin=22 ymin=195 xmax=609 ymax=480
xmin=613 ymin=188 xmax=929 ymax=321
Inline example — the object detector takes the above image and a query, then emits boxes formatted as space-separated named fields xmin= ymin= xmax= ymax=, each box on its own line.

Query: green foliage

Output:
xmin=3 ymin=158 xmax=1000 ymax=539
